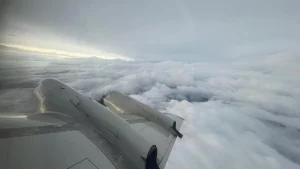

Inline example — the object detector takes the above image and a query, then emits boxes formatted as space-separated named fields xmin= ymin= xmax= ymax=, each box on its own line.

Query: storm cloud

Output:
xmin=0 ymin=52 xmax=300 ymax=169
xmin=0 ymin=0 xmax=300 ymax=61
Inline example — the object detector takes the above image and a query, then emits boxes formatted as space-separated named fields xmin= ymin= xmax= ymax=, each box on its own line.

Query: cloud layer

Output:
xmin=0 ymin=53 xmax=300 ymax=169
xmin=1 ymin=0 xmax=300 ymax=61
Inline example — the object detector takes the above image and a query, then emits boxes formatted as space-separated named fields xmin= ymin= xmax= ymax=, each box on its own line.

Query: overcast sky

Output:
xmin=0 ymin=0 xmax=299 ymax=61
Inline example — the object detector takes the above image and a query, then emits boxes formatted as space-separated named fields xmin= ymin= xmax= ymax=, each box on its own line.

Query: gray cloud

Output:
xmin=0 ymin=52 xmax=300 ymax=168
xmin=0 ymin=0 xmax=299 ymax=61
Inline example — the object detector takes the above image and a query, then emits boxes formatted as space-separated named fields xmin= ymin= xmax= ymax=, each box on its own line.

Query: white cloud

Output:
xmin=0 ymin=53 xmax=300 ymax=169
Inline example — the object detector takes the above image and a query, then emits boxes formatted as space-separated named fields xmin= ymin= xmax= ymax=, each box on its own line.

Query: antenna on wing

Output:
xmin=146 ymin=145 xmax=160 ymax=169
xmin=171 ymin=121 xmax=183 ymax=138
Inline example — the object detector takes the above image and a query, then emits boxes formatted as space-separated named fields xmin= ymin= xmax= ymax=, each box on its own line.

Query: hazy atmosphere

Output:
xmin=0 ymin=0 xmax=300 ymax=169
xmin=1 ymin=0 xmax=300 ymax=61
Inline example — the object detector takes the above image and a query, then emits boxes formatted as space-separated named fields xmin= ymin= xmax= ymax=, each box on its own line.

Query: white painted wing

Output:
xmin=0 ymin=79 xmax=184 ymax=169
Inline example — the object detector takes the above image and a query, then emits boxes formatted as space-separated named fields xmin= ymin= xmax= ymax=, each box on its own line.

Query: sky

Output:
xmin=0 ymin=0 xmax=299 ymax=61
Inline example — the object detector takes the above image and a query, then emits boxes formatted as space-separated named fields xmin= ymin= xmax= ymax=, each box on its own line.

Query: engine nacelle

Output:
xmin=101 ymin=91 xmax=183 ymax=138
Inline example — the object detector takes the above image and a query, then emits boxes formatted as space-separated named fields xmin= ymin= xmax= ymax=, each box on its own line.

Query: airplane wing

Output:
xmin=0 ymin=78 xmax=183 ymax=169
